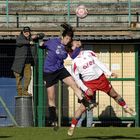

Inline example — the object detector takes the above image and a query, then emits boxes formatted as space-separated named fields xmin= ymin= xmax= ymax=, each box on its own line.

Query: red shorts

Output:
xmin=84 ymin=74 xmax=112 ymax=100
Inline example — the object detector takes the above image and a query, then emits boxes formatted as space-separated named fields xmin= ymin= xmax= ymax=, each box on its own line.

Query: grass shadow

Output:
xmin=0 ymin=136 xmax=13 ymax=138
xmin=65 ymin=135 xmax=140 ymax=140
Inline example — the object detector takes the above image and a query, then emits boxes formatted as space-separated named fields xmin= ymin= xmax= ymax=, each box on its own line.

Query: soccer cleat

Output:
xmin=81 ymin=97 xmax=98 ymax=111
xmin=67 ymin=127 xmax=75 ymax=136
xmin=52 ymin=121 xmax=59 ymax=131
xmin=86 ymin=102 xmax=99 ymax=111
xmin=124 ymin=107 xmax=136 ymax=116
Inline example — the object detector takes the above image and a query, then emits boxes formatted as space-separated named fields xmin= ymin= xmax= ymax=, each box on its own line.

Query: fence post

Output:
xmin=58 ymin=80 xmax=62 ymax=127
xmin=16 ymin=12 xmax=19 ymax=28
xmin=37 ymin=43 xmax=45 ymax=127
xmin=128 ymin=0 xmax=131 ymax=26
xmin=67 ymin=0 xmax=70 ymax=23
xmin=6 ymin=0 xmax=9 ymax=28
xmin=33 ymin=45 xmax=38 ymax=126
xmin=135 ymin=46 xmax=139 ymax=126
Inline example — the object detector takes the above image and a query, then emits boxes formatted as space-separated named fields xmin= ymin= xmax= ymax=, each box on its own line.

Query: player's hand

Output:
xmin=71 ymin=40 xmax=82 ymax=50
xmin=111 ymin=73 xmax=117 ymax=78
xmin=76 ymin=41 xmax=81 ymax=48
xmin=30 ymin=41 xmax=34 ymax=45
xmin=86 ymin=88 xmax=93 ymax=96
xmin=39 ymin=41 xmax=44 ymax=46
xmin=31 ymin=35 xmax=38 ymax=39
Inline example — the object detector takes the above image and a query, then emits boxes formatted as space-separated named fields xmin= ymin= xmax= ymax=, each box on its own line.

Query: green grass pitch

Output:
xmin=0 ymin=127 xmax=140 ymax=140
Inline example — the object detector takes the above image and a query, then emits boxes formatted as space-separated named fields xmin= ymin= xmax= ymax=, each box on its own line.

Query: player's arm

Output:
xmin=69 ymin=40 xmax=81 ymax=59
xmin=69 ymin=47 xmax=81 ymax=59
xmin=71 ymin=62 xmax=93 ymax=96
xmin=39 ymin=39 xmax=51 ymax=49
xmin=94 ymin=56 xmax=117 ymax=78
xmin=92 ymin=54 xmax=112 ymax=76
xmin=94 ymin=57 xmax=112 ymax=76
xmin=71 ymin=62 xmax=88 ymax=92
xmin=90 ymin=51 xmax=118 ymax=78
xmin=16 ymin=36 xmax=30 ymax=47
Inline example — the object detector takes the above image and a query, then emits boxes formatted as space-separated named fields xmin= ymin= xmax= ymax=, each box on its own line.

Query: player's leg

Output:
xmin=47 ymin=85 xmax=58 ymax=129
xmin=77 ymin=112 xmax=86 ymax=127
xmin=44 ymin=71 xmax=59 ymax=130
xmin=14 ymin=72 xmax=23 ymax=96
xmin=23 ymin=64 xmax=32 ymax=96
xmin=68 ymin=104 xmax=86 ymax=136
xmin=63 ymin=76 xmax=83 ymax=100
xmin=96 ymin=74 xmax=136 ymax=116
xmin=63 ymin=76 xmax=94 ymax=110
xmin=86 ymin=109 xmax=93 ymax=127
xmin=108 ymin=87 xmax=136 ymax=116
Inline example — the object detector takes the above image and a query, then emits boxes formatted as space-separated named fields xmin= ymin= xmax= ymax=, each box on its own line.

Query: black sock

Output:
xmin=48 ymin=106 xmax=57 ymax=123
xmin=80 ymin=98 xmax=90 ymax=108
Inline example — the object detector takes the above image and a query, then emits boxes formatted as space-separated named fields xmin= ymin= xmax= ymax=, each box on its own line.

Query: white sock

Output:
xmin=123 ymin=105 xmax=128 ymax=109
xmin=71 ymin=124 xmax=75 ymax=128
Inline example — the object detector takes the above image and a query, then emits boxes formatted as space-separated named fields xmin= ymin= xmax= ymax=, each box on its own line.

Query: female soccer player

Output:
xmin=40 ymin=24 xmax=93 ymax=130
xmin=67 ymin=40 xmax=136 ymax=136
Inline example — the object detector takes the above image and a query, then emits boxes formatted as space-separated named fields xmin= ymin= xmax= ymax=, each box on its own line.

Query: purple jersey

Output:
xmin=44 ymin=38 xmax=68 ymax=73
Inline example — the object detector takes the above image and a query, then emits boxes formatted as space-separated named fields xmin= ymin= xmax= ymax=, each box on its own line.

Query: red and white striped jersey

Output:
xmin=71 ymin=50 xmax=112 ymax=92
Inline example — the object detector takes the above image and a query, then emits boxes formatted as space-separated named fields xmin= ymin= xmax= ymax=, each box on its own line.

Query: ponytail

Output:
xmin=60 ymin=23 xmax=74 ymax=38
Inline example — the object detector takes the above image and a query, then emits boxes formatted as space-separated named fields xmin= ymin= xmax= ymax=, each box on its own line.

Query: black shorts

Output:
xmin=44 ymin=67 xmax=71 ymax=88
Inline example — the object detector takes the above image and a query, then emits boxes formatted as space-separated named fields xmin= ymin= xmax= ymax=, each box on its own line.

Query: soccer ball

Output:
xmin=76 ymin=5 xmax=88 ymax=19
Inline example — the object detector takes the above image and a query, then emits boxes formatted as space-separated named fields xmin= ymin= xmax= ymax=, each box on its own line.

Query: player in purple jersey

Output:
xmin=40 ymin=24 xmax=93 ymax=130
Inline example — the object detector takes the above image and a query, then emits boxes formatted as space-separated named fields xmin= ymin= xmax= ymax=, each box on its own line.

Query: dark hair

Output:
xmin=23 ymin=26 xmax=31 ymax=32
xmin=21 ymin=26 xmax=31 ymax=36
xmin=65 ymin=42 xmax=73 ymax=53
xmin=36 ymin=33 xmax=45 ymax=39
xmin=61 ymin=23 xmax=74 ymax=38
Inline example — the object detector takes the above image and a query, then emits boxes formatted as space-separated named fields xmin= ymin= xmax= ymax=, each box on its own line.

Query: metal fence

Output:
xmin=33 ymin=40 xmax=139 ymax=127
xmin=0 ymin=33 xmax=139 ymax=127
xmin=0 ymin=0 xmax=140 ymax=28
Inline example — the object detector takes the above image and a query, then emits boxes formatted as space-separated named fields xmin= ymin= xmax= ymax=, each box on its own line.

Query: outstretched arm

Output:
xmin=71 ymin=62 xmax=93 ymax=96
xmin=71 ymin=62 xmax=88 ymax=92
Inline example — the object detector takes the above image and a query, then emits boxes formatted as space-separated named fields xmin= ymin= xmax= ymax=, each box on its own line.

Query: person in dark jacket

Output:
xmin=11 ymin=26 xmax=37 ymax=96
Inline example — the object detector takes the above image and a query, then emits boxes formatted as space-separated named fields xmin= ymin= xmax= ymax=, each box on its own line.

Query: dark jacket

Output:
xmin=11 ymin=33 xmax=37 ymax=74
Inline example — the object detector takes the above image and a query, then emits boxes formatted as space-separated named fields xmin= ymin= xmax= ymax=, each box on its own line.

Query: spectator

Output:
xmin=11 ymin=26 xmax=44 ymax=96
